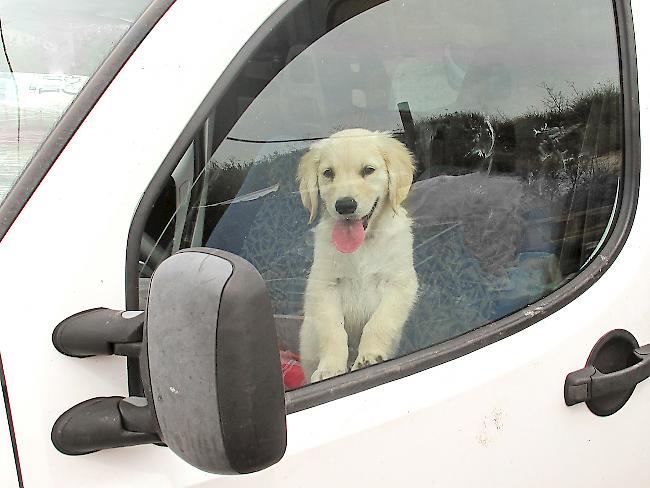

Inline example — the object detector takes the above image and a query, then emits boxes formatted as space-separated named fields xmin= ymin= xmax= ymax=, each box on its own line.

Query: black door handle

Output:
xmin=564 ymin=330 xmax=650 ymax=416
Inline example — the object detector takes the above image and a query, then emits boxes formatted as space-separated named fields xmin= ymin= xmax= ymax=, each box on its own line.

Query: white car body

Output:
xmin=1 ymin=0 xmax=649 ymax=486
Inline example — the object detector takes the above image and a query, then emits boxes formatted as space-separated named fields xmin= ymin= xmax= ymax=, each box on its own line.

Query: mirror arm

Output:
xmin=51 ymin=397 xmax=160 ymax=455
xmin=51 ymin=309 xmax=161 ymax=454
xmin=52 ymin=308 xmax=144 ymax=358
xmin=113 ymin=342 xmax=142 ymax=357
xmin=118 ymin=397 xmax=159 ymax=434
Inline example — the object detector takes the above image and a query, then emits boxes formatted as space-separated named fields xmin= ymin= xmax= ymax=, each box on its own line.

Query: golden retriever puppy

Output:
xmin=297 ymin=128 xmax=418 ymax=383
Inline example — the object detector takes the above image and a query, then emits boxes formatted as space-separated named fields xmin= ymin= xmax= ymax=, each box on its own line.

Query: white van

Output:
xmin=1 ymin=0 xmax=649 ymax=486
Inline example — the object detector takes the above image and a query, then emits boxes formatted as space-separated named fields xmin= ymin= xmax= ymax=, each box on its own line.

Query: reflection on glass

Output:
xmin=139 ymin=0 xmax=622 ymax=390
xmin=0 ymin=0 xmax=152 ymax=202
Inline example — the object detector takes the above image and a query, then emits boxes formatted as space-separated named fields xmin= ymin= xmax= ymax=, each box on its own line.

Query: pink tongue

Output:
xmin=332 ymin=219 xmax=365 ymax=253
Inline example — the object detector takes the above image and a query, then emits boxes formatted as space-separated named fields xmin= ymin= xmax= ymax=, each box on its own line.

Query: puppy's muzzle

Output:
xmin=335 ymin=197 xmax=357 ymax=215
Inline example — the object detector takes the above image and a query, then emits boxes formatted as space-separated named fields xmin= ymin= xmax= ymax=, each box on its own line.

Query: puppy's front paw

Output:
xmin=311 ymin=366 xmax=346 ymax=382
xmin=311 ymin=359 xmax=347 ymax=383
xmin=351 ymin=351 xmax=385 ymax=371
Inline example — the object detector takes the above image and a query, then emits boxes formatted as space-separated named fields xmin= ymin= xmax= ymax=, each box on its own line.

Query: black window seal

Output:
xmin=0 ymin=0 xmax=177 ymax=243
xmin=125 ymin=0 xmax=639 ymax=413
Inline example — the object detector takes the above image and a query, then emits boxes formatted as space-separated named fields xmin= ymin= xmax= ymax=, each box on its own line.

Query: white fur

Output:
xmin=297 ymin=129 xmax=419 ymax=383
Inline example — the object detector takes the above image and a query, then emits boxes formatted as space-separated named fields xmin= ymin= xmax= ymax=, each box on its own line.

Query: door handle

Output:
xmin=564 ymin=329 xmax=650 ymax=416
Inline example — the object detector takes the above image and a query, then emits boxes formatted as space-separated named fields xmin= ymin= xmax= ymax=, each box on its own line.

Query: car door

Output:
xmin=1 ymin=0 xmax=648 ymax=487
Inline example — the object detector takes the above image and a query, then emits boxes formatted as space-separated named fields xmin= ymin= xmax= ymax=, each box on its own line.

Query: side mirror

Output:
xmin=52 ymin=248 xmax=287 ymax=474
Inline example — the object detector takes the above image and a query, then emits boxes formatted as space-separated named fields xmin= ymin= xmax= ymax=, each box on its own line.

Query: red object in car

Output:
xmin=280 ymin=350 xmax=304 ymax=389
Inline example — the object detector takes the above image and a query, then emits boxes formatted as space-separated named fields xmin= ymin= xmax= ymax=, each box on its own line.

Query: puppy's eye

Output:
xmin=361 ymin=166 xmax=375 ymax=177
xmin=322 ymin=168 xmax=334 ymax=179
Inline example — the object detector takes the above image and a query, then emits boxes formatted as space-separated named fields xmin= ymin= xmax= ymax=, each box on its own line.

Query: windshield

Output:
xmin=0 ymin=0 xmax=153 ymax=203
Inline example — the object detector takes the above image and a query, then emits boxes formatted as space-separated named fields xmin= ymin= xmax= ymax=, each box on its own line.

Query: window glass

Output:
xmin=0 ymin=0 xmax=153 ymax=203
xmin=139 ymin=0 xmax=622 ymax=389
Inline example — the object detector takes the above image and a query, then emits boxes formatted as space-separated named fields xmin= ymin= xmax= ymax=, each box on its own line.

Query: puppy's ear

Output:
xmin=296 ymin=144 xmax=321 ymax=223
xmin=378 ymin=134 xmax=415 ymax=212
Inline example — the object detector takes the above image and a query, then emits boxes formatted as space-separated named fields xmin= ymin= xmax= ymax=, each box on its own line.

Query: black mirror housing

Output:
xmin=141 ymin=248 xmax=287 ymax=474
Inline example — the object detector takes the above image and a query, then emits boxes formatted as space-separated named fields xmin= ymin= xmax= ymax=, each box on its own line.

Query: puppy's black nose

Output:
xmin=335 ymin=197 xmax=357 ymax=215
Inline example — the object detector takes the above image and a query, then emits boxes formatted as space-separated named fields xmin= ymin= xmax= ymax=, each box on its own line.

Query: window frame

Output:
xmin=125 ymin=0 xmax=640 ymax=412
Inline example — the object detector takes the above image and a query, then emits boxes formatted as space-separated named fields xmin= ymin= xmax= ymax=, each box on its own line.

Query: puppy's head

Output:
xmin=297 ymin=128 xmax=414 ymax=252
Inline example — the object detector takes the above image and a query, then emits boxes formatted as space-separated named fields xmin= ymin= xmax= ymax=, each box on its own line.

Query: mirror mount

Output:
xmin=52 ymin=308 xmax=144 ymax=358
xmin=51 ymin=396 xmax=160 ymax=455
